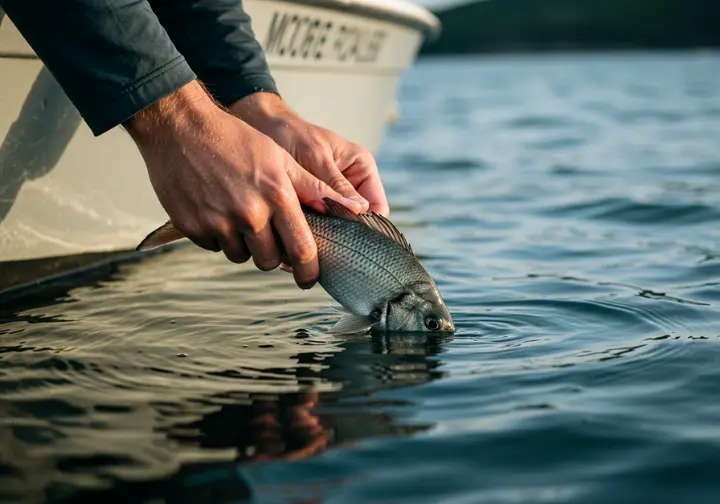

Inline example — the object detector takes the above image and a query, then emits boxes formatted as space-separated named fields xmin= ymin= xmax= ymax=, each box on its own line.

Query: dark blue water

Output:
xmin=2 ymin=52 xmax=720 ymax=504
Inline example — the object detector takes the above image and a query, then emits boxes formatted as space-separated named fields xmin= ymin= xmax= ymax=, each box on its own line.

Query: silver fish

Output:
xmin=136 ymin=197 xmax=455 ymax=334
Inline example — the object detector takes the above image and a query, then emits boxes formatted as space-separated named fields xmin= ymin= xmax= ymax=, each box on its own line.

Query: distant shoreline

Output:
xmin=418 ymin=45 xmax=720 ymax=58
xmin=420 ymin=0 xmax=720 ymax=57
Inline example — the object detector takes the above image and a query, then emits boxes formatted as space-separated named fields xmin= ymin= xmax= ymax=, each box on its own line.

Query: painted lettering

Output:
xmin=266 ymin=12 xmax=290 ymax=54
xmin=264 ymin=11 xmax=387 ymax=64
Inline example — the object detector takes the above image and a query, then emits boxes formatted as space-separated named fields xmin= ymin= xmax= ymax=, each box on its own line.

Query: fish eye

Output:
xmin=424 ymin=314 xmax=443 ymax=331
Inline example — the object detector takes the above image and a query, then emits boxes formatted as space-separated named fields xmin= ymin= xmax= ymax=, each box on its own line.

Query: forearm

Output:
xmin=3 ymin=0 xmax=196 ymax=136
xmin=122 ymin=80 xmax=218 ymax=147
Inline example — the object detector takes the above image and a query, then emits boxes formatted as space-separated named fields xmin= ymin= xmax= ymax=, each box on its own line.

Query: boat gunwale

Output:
xmin=273 ymin=0 xmax=441 ymax=40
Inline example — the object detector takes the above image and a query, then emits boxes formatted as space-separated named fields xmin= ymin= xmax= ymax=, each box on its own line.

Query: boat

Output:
xmin=0 ymin=0 xmax=440 ymax=296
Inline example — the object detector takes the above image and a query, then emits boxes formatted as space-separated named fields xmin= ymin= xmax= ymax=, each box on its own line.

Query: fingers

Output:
xmin=285 ymin=161 xmax=365 ymax=215
xmin=235 ymin=181 xmax=319 ymax=289
xmin=243 ymin=222 xmax=282 ymax=271
xmin=188 ymin=236 xmax=222 ymax=252
xmin=217 ymin=232 xmax=250 ymax=263
xmin=306 ymin=149 xmax=369 ymax=212
xmin=183 ymin=217 xmax=248 ymax=260
xmin=271 ymin=195 xmax=319 ymax=289
xmin=349 ymin=154 xmax=390 ymax=217
xmin=361 ymin=173 xmax=390 ymax=217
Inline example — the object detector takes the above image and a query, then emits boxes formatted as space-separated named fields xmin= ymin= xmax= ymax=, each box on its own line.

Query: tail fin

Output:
xmin=136 ymin=221 xmax=186 ymax=251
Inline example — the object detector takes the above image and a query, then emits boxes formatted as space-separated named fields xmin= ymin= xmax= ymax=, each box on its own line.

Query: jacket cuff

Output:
xmin=205 ymin=73 xmax=281 ymax=108
xmin=86 ymin=56 xmax=197 ymax=136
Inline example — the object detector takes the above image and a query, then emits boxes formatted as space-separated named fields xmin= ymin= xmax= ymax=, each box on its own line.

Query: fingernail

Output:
xmin=343 ymin=196 xmax=368 ymax=210
xmin=298 ymin=279 xmax=317 ymax=290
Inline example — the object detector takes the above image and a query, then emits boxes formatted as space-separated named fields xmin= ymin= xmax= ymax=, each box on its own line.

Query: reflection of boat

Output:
xmin=0 ymin=0 xmax=439 ymax=294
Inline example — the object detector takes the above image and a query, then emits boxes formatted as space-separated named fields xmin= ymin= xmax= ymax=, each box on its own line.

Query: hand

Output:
xmin=123 ymin=81 xmax=363 ymax=289
xmin=246 ymin=392 xmax=331 ymax=462
xmin=229 ymin=92 xmax=390 ymax=217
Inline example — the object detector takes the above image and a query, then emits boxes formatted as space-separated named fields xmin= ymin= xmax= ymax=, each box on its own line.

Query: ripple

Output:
xmin=656 ymin=162 xmax=720 ymax=176
xmin=479 ymin=297 xmax=695 ymax=334
xmin=527 ymin=137 xmax=588 ymax=150
xmin=544 ymin=197 xmax=720 ymax=225
xmin=613 ymin=108 xmax=690 ymax=124
xmin=396 ymin=153 xmax=490 ymax=172
xmin=503 ymin=115 xmax=586 ymax=130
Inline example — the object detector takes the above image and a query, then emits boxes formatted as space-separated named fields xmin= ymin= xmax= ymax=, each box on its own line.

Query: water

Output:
xmin=2 ymin=51 xmax=720 ymax=504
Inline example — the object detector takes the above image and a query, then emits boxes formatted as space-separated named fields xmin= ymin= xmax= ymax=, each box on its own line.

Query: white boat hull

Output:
xmin=0 ymin=0 xmax=437 ymax=290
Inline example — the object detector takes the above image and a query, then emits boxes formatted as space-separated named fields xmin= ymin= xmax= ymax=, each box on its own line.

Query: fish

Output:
xmin=136 ymin=197 xmax=455 ymax=335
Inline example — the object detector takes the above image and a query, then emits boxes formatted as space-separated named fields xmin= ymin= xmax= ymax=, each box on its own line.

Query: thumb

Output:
xmin=286 ymin=161 xmax=365 ymax=214
xmin=306 ymin=150 xmax=369 ymax=211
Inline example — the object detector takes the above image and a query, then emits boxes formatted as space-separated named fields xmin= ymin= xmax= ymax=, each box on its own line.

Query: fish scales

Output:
xmin=305 ymin=211 xmax=431 ymax=316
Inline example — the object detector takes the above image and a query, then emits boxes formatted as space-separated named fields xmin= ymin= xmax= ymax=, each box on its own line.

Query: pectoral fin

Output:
xmin=329 ymin=302 xmax=349 ymax=313
xmin=328 ymin=313 xmax=378 ymax=334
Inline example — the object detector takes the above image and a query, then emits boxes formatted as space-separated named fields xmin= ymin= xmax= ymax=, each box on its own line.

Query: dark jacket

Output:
xmin=2 ymin=0 xmax=279 ymax=136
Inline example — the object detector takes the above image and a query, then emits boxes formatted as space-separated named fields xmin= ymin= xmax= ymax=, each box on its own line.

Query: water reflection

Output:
xmin=45 ymin=333 xmax=451 ymax=504
xmin=0 ymin=262 xmax=452 ymax=504
xmin=170 ymin=335 xmax=448 ymax=458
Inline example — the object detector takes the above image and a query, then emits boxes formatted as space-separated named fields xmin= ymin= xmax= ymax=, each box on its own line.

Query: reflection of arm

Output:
xmin=3 ymin=0 xmax=197 ymax=136
xmin=150 ymin=0 xmax=280 ymax=107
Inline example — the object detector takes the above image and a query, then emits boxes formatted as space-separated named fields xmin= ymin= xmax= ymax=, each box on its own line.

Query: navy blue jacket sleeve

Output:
xmin=2 ymin=0 xmax=198 ymax=136
xmin=149 ymin=0 xmax=280 ymax=107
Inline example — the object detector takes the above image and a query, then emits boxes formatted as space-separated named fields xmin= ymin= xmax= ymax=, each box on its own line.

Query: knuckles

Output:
xmin=244 ymin=219 xmax=266 ymax=237
xmin=266 ymin=183 xmax=294 ymax=211
xmin=327 ymin=172 xmax=353 ymax=193
xmin=288 ymin=237 xmax=317 ymax=265
xmin=230 ymin=197 xmax=266 ymax=235
xmin=342 ymin=141 xmax=376 ymax=169
xmin=202 ymin=216 xmax=233 ymax=240
xmin=356 ymin=149 xmax=377 ymax=170
xmin=297 ymin=136 xmax=325 ymax=158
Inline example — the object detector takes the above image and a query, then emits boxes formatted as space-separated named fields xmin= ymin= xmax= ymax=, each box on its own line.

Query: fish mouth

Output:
xmin=443 ymin=319 xmax=456 ymax=333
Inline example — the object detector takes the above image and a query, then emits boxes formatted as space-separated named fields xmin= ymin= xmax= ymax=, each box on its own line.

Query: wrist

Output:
xmin=123 ymin=80 xmax=218 ymax=145
xmin=228 ymin=91 xmax=297 ymax=132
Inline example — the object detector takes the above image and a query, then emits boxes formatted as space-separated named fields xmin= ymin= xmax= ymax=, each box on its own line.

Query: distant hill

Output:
xmin=421 ymin=0 xmax=720 ymax=54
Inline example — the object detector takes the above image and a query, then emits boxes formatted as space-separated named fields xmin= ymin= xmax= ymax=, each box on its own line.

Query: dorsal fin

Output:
xmin=322 ymin=197 xmax=414 ymax=255
xmin=323 ymin=197 xmax=361 ymax=222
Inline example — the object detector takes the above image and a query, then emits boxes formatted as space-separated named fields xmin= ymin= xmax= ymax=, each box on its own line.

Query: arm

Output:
xmin=4 ymin=0 xmax=363 ymax=288
xmin=124 ymin=80 xmax=363 ymax=288
xmin=150 ymin=0 xmax=389 ymax=216
xmin=149 ymin=0 xmax=279 ymax=107
xmin=2 ymin=0 xmax=196 ymax=136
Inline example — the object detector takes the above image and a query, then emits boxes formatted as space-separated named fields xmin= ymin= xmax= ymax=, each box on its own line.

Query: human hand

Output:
xmin=229 ymin=92 xmax=390 ymax=217
xmin=246 ymin=392 xmax=331 ymax=462
xmin=124 ymin=81 xmax=363 ymax=289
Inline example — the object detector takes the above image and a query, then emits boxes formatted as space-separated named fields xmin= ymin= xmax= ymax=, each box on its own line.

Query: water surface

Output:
xmin=2 ymin=51 xmax=720 ymax=504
